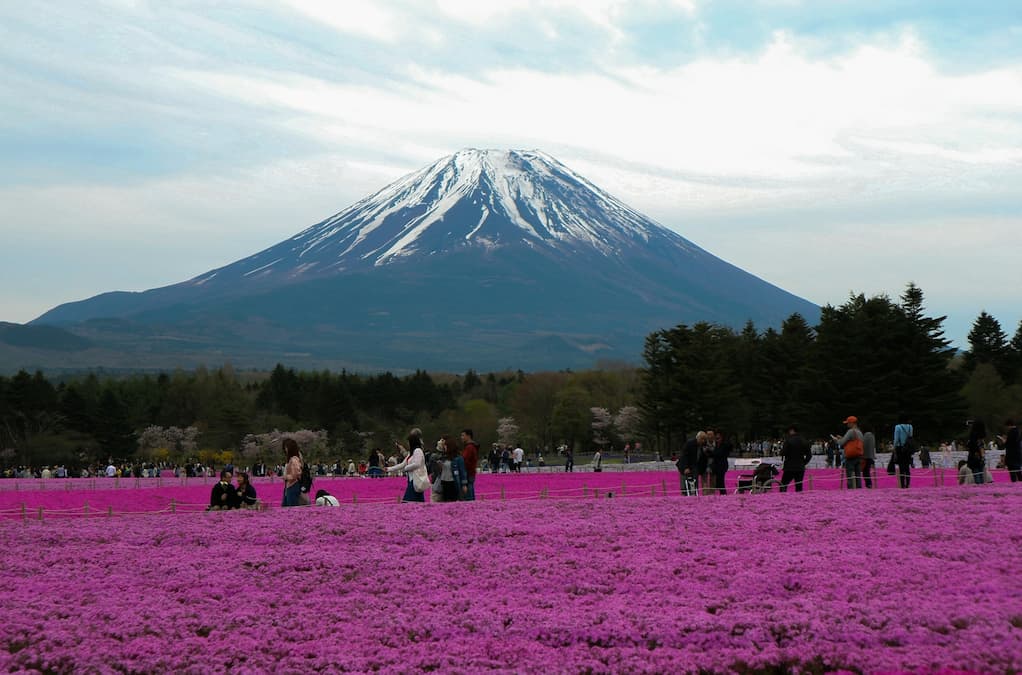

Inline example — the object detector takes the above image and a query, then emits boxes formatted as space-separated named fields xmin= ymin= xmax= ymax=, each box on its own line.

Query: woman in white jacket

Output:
xmin=387 ymin=428 xmax=428 ymax=502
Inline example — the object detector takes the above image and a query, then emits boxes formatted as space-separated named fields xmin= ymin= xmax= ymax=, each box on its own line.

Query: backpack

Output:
xmin=299 ymin=458 xmax=313 ymax=494
xmin=901 ymin=435 xmax=916 ymax=455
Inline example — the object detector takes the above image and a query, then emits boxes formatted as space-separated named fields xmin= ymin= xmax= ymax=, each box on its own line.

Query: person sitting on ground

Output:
xmin=957 ymin=460 xmax=973 ymax=485
xmin=314 ymin=489 xmax=340 ymax=506
xmin=234 ymin=472 xmax=257 ymax=509
xmin=208 ymin=470 xmax=234 ymax=510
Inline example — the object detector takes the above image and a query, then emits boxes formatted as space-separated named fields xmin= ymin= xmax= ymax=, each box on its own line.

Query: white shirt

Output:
xmin=105 ymin=465 xmax=116 ymax=477
xmin=315 ymin=495 xmax=340 ymax=506
xmin=513 ymin=447 xmax=524 ymax=463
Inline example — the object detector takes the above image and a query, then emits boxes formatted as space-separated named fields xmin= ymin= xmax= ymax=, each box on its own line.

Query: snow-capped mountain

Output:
xmin=184 ymin=148 xmax=699 ymax=288
xmin=31 ymin=149 xmax=818 ymax=371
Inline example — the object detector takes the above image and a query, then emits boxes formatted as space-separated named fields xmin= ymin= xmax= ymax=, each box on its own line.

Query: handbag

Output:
xmin=411 ymin=468 xmax=430 ymax=493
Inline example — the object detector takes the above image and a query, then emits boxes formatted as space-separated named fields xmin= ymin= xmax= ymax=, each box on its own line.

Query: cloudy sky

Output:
xmin=2 ymin=1 xmax=1020 ymax=346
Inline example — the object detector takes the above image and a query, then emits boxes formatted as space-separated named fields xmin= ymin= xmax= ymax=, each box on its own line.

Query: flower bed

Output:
xmin=0 ymin=467 xmax=979 ymax=519
xmin=1 ymin=487 xmax=1020 ymax=673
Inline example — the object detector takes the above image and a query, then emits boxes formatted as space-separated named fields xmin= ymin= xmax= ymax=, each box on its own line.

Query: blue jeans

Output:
xmin=402 ymin=478 xmax=425 ymax=502
xmin=282 ymin=482 xmax=302 ymax=507
xmin=463 ymin=478 xmax=476 ymax=501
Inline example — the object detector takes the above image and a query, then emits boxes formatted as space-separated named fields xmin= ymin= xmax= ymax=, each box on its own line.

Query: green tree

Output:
xmin=961 ymin=363 xmax=1022 ymax=434
xmin=551 ymin=385 xmax=591 ymax=451
xmin=964 ymin=311 xmax=1011 ymax=379
xmin=897 ymin=283 xmax=965 ymax=438
xmin=94 ymin=389 xmax=135 ymax=459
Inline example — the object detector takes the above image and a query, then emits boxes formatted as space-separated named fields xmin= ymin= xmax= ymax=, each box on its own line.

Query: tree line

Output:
xmin=640 ymin=284 xmax=1021 ymax=453
xmin=1 ymin=283 xmax=1019 ymax=469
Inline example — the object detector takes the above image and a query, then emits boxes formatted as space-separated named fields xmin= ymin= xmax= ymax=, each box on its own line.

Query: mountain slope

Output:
xmin=30 ymin=149 xmax=818 ymax=371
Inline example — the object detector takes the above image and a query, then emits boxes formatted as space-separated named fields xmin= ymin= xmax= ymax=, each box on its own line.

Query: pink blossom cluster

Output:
xmin=1 ymin=487 xmax=1020 ymax=672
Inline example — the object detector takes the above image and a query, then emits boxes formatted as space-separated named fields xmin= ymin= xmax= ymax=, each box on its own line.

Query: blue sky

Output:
xmin=1 ymin=0 xmax=1020 ymax=346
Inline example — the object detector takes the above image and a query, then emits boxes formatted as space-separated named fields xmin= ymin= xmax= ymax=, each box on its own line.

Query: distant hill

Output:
xmin=29 ymin=149 xmax=818 ymax=371
xmin=0 ymin=322 xmax=92 ymax=352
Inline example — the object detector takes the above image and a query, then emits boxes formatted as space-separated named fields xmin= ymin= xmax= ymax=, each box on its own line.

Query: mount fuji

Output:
xmin=28 ymin=149 xmax=818 ymax=371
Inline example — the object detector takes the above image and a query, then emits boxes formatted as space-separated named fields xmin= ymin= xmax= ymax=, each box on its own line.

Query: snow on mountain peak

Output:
xmin=193 ymin=149 xmax=695 ymax=286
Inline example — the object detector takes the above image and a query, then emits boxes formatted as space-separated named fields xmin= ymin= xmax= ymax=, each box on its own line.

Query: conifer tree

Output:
xmin=964 ymin=311 xmax=1011 ymax=379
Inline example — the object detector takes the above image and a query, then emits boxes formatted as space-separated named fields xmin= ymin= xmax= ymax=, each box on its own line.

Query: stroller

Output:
xmin=735 ymin=462 xmax=780 ymax=494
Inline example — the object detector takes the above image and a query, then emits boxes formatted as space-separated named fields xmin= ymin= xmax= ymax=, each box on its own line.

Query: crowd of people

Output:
xmin=672 ymin=415 xmax=1022 ymax=494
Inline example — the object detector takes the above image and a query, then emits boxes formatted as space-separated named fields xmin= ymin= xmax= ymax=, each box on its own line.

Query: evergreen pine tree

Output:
xmin=964 ymin=311 xmax=1011 ymax=379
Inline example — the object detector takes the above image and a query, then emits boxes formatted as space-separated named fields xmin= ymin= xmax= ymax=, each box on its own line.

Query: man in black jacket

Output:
xmin=779 ymin=425 xmax=812 ymax=492
xmin=677 ymin=431 xmax=706 ymax=495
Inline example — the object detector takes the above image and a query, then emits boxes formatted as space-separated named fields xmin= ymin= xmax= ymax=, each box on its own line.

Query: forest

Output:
xmin=2 ymin=284 xmax=1020 ymax=470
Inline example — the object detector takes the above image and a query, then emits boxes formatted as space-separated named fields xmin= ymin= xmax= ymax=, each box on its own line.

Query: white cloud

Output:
xmin=277 ymin=0 xmax=404 ymax=42
xmin=161 ymin=30 xmax=1022 ymax=191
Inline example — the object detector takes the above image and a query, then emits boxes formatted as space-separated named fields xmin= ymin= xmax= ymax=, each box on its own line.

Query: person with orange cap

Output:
xmin=831 ymin=416 xmax=864 ymax=489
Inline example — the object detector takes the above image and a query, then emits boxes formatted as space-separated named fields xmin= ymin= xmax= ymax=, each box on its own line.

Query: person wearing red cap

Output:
xmin=831 ymin=416 xmax=864 ymax=489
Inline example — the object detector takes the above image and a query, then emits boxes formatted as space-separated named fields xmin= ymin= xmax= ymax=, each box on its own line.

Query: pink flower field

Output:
xmin=0 ymin=467 xmax=978 ymax=518
xmin=1 ymin=483 xmax=1020 ymax=673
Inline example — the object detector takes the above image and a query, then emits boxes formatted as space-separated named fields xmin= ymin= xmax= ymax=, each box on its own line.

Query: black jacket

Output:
xmin=711 ymin=440 xmax=731 ymax=474
xmin=209 ymin=481 xmax=233 ymax=509
xmin=678 ymin=438 xmax=700 ymax=473
xmin=780 ymin=434 xmax=812 ymax=471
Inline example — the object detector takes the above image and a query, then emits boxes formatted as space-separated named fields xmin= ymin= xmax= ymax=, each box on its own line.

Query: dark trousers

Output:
xmin=897 ymin=458 xmax=911 ymax=488
xmin=1008 ymin=464 xmax=1021 ymax=483
xmin=712 ymin=470 xmax=726 ymax=495
xmin=862 ymin=459 xmax=875 ymax=488
xmin=779 ymin=469 xmax=805 ymax=492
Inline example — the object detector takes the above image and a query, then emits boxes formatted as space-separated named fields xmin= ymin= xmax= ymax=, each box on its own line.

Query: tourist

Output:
xmin=592 ymin=448 xmax=603 ymax=473
xmin=282 ymin=438 xmax=304 ymax=507
xmin=208 ymin=470 xmax=234 ymax=510
xmin=564 ymin=446 xmax=574 ymax=473
xmin=314 ymin=489 xmax=340 ymax=506
xmin=779 ymin=425 xmax=811 ymax=493
xmin=367 ymin=448 xmax=383 ymax=478
xmin=862 ymin=424 xmax=877 ymax=489
xmin=832 ymin=416 xmax=864 ymax=489
xmin=893 ymin=416 xmax=914 ymax=489
xmin=460 ymin=428 xmax=479 ymax=500
xmin=512 ymin=445 xmax=524 ymax=473
xmin=710 ymin=430 xmax=731 ymax=496
xmin=997 ymin=419 xmax=1021 ymax=483
xmin=967 ymin=420 xmax=988 ymax=485
xmin=489 ymin=444 xmax=500 ymax=473
xmin=386 ymin=428 xmax=428 ymax=503
xmin=440 ymin=438 xmax=468 ymax=502
xmin=698 ymin=431 xmax=714 ymax=494
xmin=234 ymin=472 xmax=258 ymax=508
xmin=677 ymin=432 xmax=705 ymax=496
